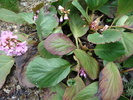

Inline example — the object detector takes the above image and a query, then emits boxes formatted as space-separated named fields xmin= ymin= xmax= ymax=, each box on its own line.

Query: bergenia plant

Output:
xmin=0 ymin=0 xmax=133 ymax=100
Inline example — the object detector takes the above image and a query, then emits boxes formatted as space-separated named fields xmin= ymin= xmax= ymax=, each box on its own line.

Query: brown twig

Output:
xmin=120 ymin=68 xmax=133 ymax=73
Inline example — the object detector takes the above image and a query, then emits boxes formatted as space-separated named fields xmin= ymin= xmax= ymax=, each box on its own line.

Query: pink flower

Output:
xmin=79 ymin=68 xmax=87 ymax=78
xmin=15 ymin=41 xmax=28 ymax=56
xmin=33 ymin=10 xmax=39 ymax=21
xmin=34 ymin=15 xmax=38 ymax=21
xmin=0 ymin=31 xmax=28 ymax=56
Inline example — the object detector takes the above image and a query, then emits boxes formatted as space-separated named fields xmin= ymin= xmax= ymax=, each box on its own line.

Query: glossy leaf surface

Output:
xmin=0 ymin=8 xmax=26 ymax=24
xmin=38 ymin=41 xmax=59 ymax=58
xmin=69 ymin=14 xmax=89 ymax=39
xmin=72 ymin=82 xmax=98 ymax=100
xmin=87 ymin=29 xmax=122 ymax=44
xmin=72 ymin=0 xmax=90 ymax=21
xmin=74 ymin=49 xmax=99 ymax=80
xmin=18 ymin=12 xmax=35 ymax=24
xmin=98 ymin=62 xmax=123 ymax=100
xmin=26 ymin=56 xmax=70 ymax=87
xmin=63 ymin=77 xmax=85 ymax=100
xmin=94 ymin=42 xmax=125 ymax=61
xmin=44 ymin=33 xmax=76 ymax=56
xmin=36 ymin=6 xmax=58 ymax=40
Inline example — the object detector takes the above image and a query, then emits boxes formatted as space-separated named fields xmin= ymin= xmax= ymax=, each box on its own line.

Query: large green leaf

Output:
xmin=87 ymin=29 xmax=122 ymax=44
xmin=98 ymin=0 xmax=117 ymax=18
xmin=44 ymin=33 xmax=76 ymax=56
xmin=116 ymin=0 xmax=133 ymax=17
xmin=0 ymin=55 xmax=14 ymax=89
xmin=36 ymin=6 xmax=59 ymax=40
xmin=69 ymin=13 xmax=89 ymax=39
xmin=118 ymin=32 xmax=133 ymax=62
xmin=74 ymin=49 xmax=99 ymax=80
xmin=98 ymin=62 xmax=123 ymax=100
xmin=0 ymin=8 xmax=26 ymax=24
xmin=63 ymin=77 xmax=85 ymax=100
xmin=85 ymin=0 xmax=108 ymax=11
xmin=38 ymin=41 xmax=60 ymax=58
xmin=18 ymin=12 xmax=35 ymax=24
xmin=26 ymin=56 xmax=70 ymax=87
xmin=94 ymin=42 xmax=125 ymax=61
xmin=72 ymin=82 xmax=98 ymax=100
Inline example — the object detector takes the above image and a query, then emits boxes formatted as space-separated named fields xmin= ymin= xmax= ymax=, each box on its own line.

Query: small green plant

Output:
xmin=124 ymin=79 xmax=133 ymax=97
xmin=0 ymin=0 xmax=133 ymax=100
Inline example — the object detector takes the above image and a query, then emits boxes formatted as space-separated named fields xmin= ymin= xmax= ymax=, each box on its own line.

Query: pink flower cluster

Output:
xmin=0 ymin=31 xmax=28 ymax=56
xmin=79 ymin=68 xmax=87 ymax=78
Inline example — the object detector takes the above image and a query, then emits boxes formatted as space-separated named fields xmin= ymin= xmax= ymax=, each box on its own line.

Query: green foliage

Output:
xmin=0 ymin=0 xmax=19 ymax=13
xmin=26 ymin=56 xmax=71 ymax=88
xmin=124 ymin=79 xmax=133 ymax=97
xmin=116 ymin=0 xmax=133 ymax=17
xmin=1 ymin=0 xmax=133 ymax=99
xmin=38 ymin=41 xmax=60 ymax=58
xmin=98 ymin=62 xmax=123 ymax=100
xmin=36 ymin=6 xmax=59 ymax=40
xmin=74 ymin=49 xmax=99 ymax=80
xmin=94 ymin=42 xmax=125 ymax=61
xmin=98 ymin=0 xmax=117 ymax=18
xmin=72 ymin=82 xmax=99 ymax=100
xmin=87 ymin=29 xmax=122 ymax=44
xmin=63 ymin=77 xmax=85 ymax=100
xmin=69 ymin=13 xmax=89 ymax=39
xmin=44 ymin=33 xmax=76 ymax=55
xmin=18 ymin=12 xmax=35 ymax=24
xmin=0 ymin=55 xmax=14 ymax=89
xmin=0 ymin=8 xmax=26 ymax=24
xmin=72 ymin=0 xmax=90 ymax=22
xmin=85 ymin=0 xmax=108 ymax=11
xmin=123 ymin=55 xmax=133 ymax=68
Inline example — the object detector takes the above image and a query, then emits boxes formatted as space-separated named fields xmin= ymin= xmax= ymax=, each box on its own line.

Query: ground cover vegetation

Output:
xmin=0 ymin=0 xmax=133 ymax=100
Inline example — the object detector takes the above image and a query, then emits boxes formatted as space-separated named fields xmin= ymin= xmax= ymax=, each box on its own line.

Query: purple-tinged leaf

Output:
xmin=63 ymin=77 xmax=85 ymax=100
xmin=98 ymin=62 xmax=123 ymax=100
xmin=15 ymin=45 xmax=37 ymax=87
xmin=44 ymin=33 xmax=76 ymax=55
xmin=74 ymin=49 xmax=99 ymax=80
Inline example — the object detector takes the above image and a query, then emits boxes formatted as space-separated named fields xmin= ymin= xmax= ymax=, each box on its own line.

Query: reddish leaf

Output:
xmin=74 ymin=49 xmax=99 ymax=80
xmin=63 ymin=77 xmax=85 ymax=100
xmin=44 ymin=33 xmax=76 ymax=55
xmin=15 ymin=44 xmax=37 ymax=87
xmin=98 ymin=62 xmax=123 ymax=100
